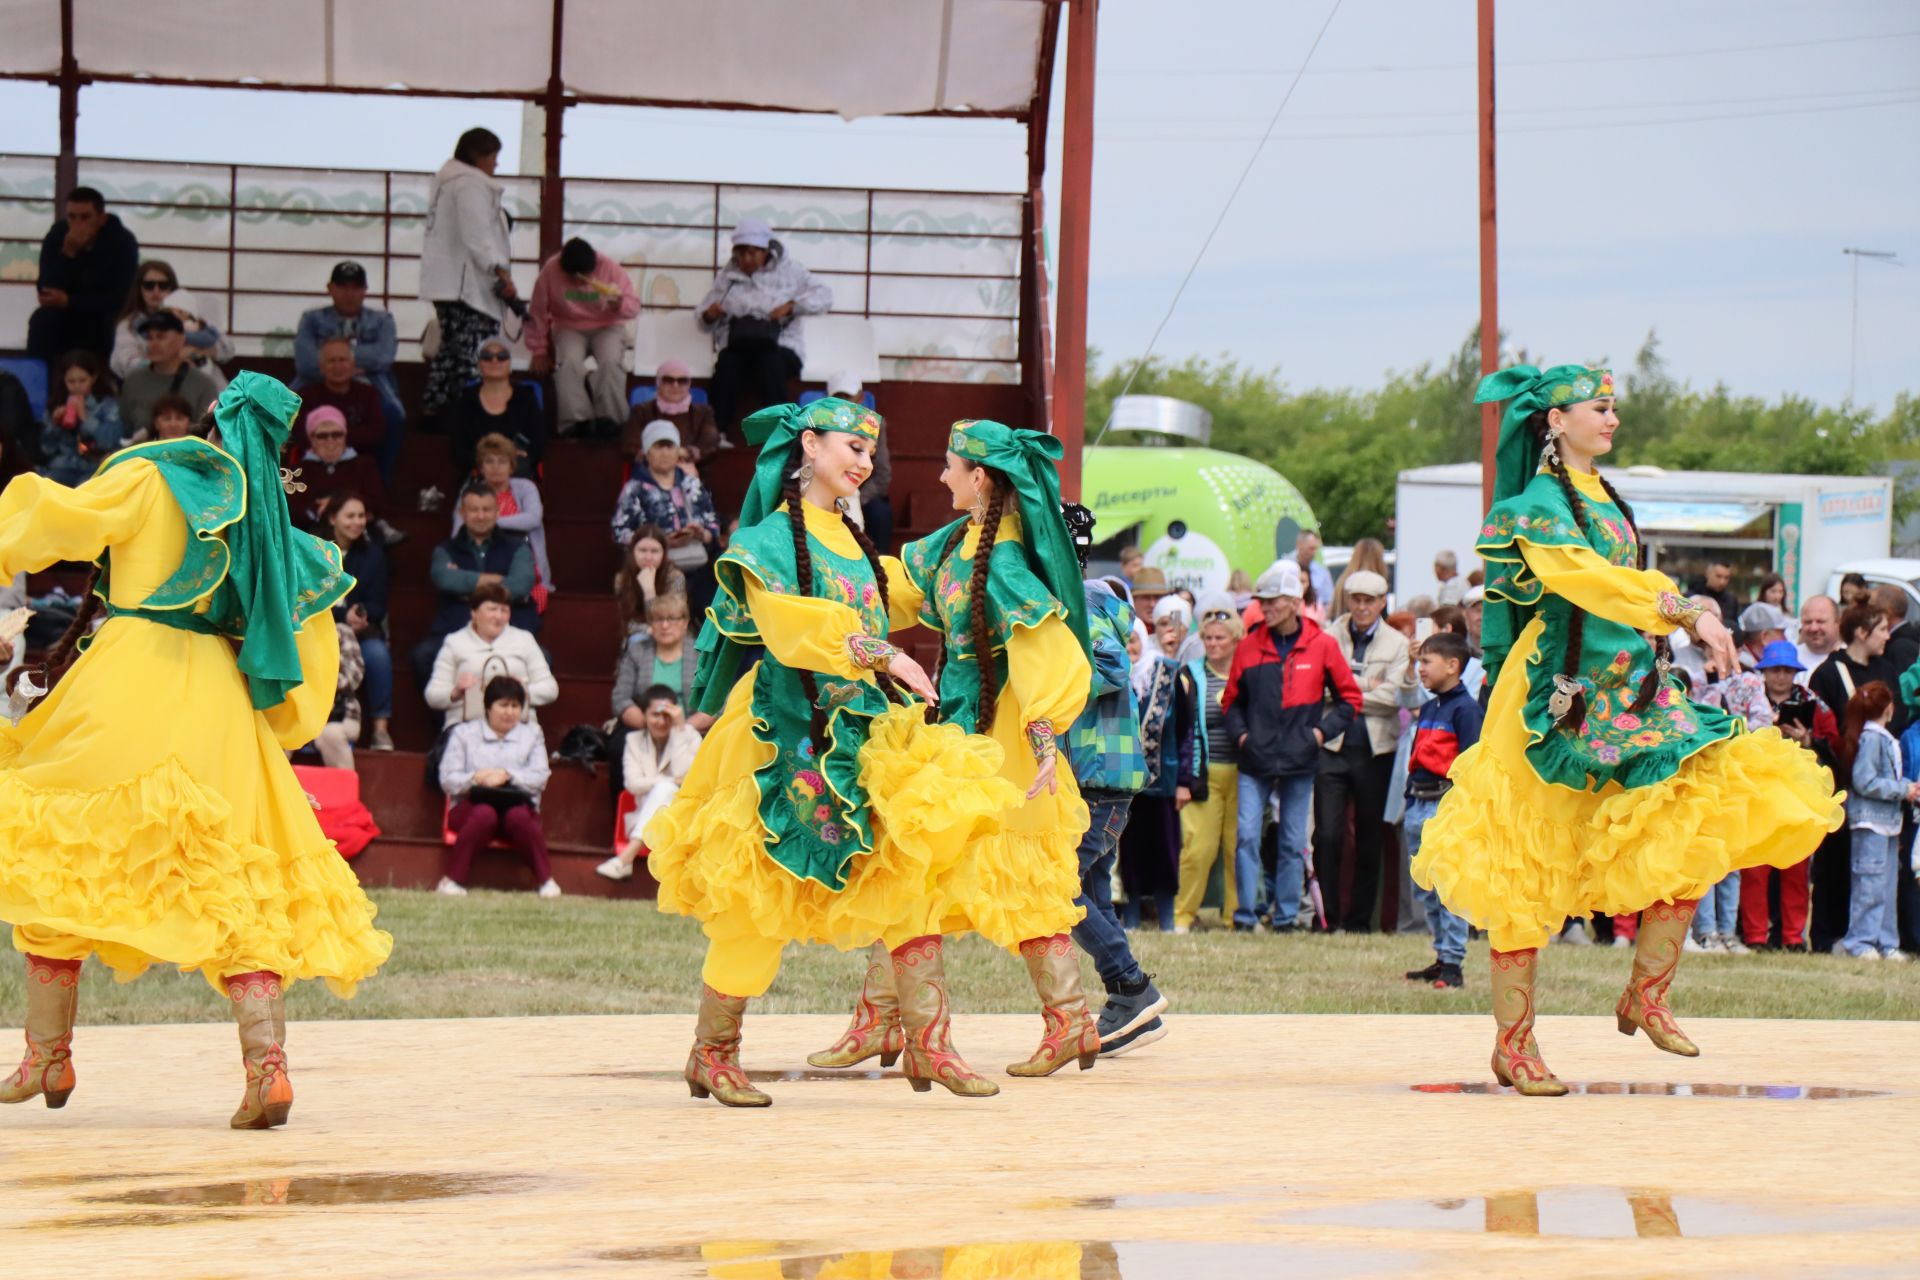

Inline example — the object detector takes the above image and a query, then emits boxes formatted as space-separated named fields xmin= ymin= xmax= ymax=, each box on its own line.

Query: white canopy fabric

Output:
xmin=0 ymin=0 xmax=1051 ymax=118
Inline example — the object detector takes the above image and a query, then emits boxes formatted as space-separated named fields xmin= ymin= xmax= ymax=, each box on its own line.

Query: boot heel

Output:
xmin=44 ymin=1088 xmax=73 ymax=1110
xmin=1077 ymin=1050 xmax=1097 ymax=1070
xmin=688 ymin=1080 xmax=711 ymax=1099
xmin=1617 ymin=1013 xmax=1638 ymax=1036
xmin=908 ymin=1076 xmax=932 ymax=1093
xmin=263 ymin=1101 xmax=292 ymax=1129
xmin=880 ymin=1049 xmax=901 ymax=1069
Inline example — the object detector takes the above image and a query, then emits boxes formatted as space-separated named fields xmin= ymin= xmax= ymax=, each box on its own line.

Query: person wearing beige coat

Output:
xmin=1314 ymin=569 xmax=1415 ymax=932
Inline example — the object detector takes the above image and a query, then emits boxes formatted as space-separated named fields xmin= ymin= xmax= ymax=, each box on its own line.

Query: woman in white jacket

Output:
xmin=420 ymin=128 xmax=516 ymax=422
xmin=596 ymin=683 xmax=703 ymax=882
xmin=423 ymin=583 xmax=558 ymax=729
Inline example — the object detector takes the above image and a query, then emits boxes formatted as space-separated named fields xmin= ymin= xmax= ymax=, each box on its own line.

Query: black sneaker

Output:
xmin=1405 ymin=960 xmax=1443 ymax=982
xmin=1099 ymin=1015 xmax=1167 ymax=1058
xmin=1096 ymin=974 xmax=1169 ymax=1044
xmin=1431 ymin=963 xmax=1464 ymax=990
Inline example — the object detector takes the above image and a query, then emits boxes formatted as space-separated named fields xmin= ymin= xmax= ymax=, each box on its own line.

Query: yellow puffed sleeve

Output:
xmin=261 ymin=609 xmax=343 ymax=751
xmin=0 ymin=463 xmax=158 ymax=580
xmin=1518 ymin=539 xmax=1690 ymax=634
xmin=742 ymin=573 xmax=869 ymax=682
xmin=882 ymin=555 xmax=925 ymax=633
xmin=1006 ymin=613 xmax=1091 ymax=731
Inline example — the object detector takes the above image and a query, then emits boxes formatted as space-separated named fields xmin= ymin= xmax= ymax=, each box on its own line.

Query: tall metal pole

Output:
xmin=1053 ymin=0 xmax=1100 ymax=502
xmin=539 ymin=0 xmax=568 ymax=263
xmin=1476 ymin=0 xmax=1499 ymax=512
xmin=55 ymin=0 xmax=79 ymax=197
xmin=1842 ymin=247 xmax=1901 ymax=404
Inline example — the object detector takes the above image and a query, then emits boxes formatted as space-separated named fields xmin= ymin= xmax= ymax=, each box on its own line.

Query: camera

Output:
xmin=494 ymin=276 xmax=529 ymax=319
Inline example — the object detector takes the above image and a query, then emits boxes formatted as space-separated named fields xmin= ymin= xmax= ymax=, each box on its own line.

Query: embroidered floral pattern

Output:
xmin=1657 ymin=590 xmax=1706 ymax=630
xmin=1025 ymin=719 xmax=1057 ymax=762
xmin=846 ymin=633 xmax=899 ymax=672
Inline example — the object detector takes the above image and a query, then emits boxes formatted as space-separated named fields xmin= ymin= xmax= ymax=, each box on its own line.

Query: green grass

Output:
xmin=7 ymin=889 xmax=1919 ymax=1026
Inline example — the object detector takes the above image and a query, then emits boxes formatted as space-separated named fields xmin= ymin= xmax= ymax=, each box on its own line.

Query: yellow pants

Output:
xmin=700 ymin=916 xmax=788 ymax=998
xmin=1175 ymin=762 xmax=1240 ymax=929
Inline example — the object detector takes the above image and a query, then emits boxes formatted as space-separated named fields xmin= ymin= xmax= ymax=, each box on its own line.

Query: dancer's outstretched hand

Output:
xmin=1027 ymin=755 xmax=1058 ymax=799
xmin=887 ymin=650 xmax=938 ymax=703
xmin=1693 ymin=612 xmax=1740 ymax=679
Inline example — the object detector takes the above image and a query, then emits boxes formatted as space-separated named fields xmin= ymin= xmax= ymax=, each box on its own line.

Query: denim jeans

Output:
xmin=1073 ymin=793 xmax=1145 ymax=989
xmin=1404 ymin=796 xmax=1467 ymax=965
xmin=1233 ymin=770 xmax=1314 ymax=928
xmin=1692 ymin=870 xmax=1743 ymax=939
xmin=1842 ymin=827 xmax=1901 ymax=956
xmin=358 ymin=634 xmax=394 ymax=722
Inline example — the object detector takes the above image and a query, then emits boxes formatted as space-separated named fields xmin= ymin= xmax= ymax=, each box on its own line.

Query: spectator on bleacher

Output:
xmin=0 ymin=367 xmax=38 ymax=469
xmin=149 ymin=393 xmax=195 ymax=440
xmin=39 ymin=351 xmax=121 ymax=487
xmin=596 ymin=683 xmax=702 ymax=882
xmin=294 ymin=406 xmax=384 ymax=531
xmin=526 ymin=236 xmax=638 ymax=438
xmin=624 ymin=359 xmax=722 ymax=464
xmin=697 ymin=217 xmax=832 ymax=433
xmin=420 ymin=127 xmax=516 ymax=425
xmin=293 ymin=337 xmax=387 ymax=461
xmin=28 ymin=187 xmax=139 ymax=366
xmin=294 ymin=260 xmax=404 ymax=431
xmin=327 ymin=491 xmax=394 ymax=752
xmin=117 ymin=310 xmax=219 ymax=442
xmin=611 ymin=420 xmax=719 ymax=613
xmin=424 ymin=581 xmax=558 ymax=730
xmin=436 ymin=675 xmax=560 ymax=899
xmin=614 ymin=523 xmax=687 ymax=640
xmin=414 ymin=484 xmax=538 ymax=684
xmin=314 ymin=620 xmax=366 ymax=771
xmin=828 ymin=372 xmax=894 ymax=553
xmin=609 ymin=593 xmax=701 ymax=791
xmin=458 ymin=432 xmax=552 ymax=600
xmin=109 ymin=261 xmax=234 ymax=393
xmin=449 ymin=338 xmax=545 ymax=480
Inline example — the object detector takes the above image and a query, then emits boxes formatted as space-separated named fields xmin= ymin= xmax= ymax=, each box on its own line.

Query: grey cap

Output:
xmin=1737 ymin=601 xmax=1792 ymax=634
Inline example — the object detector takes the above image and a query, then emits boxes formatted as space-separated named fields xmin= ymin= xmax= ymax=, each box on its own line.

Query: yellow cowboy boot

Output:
xmin=685 ymin=985 xmax=772 ymax=1107
xmin=1006 ymin=935 xmax=1101 ymax=1077
xmin=891 ymin=936 xmax=998 ymax=1098
xmin=1488 ymin=948 xmax=1567 ymax=1097
xmin=227 ymin=971 xmax=294 ymax=1130
xmin=0 ymin=955 xmax=81 ymax=1109
xmin=806 ymin=941 xmax=904 ymax=1069
xmin=1617 ymin=898 xmax=1701 ymax=1057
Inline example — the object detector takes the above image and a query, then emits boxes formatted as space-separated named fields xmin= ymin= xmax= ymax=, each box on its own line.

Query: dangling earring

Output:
xmin=968 ymin=481 xmax=987 ymax=523
xmin=795 ymin=459 xmax=815 ymax=491
xmin=1539 ymin=430 xmax=1562 ymax=471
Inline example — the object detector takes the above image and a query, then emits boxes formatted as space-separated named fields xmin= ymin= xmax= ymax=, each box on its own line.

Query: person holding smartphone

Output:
xmin=697 ymin=218 xmax=832 ymax=434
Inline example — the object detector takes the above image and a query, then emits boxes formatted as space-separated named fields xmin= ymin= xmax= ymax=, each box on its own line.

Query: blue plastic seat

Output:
xmin=797 ymin=389 xmax=877 ymax=409
xmin=0 ymin=356 xmax=49 ymax=421
xmin=629 ymin=384 xmax=709 ymax=409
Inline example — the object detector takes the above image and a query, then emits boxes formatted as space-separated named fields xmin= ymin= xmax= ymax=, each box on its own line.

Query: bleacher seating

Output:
xmin=628 ymin=384 xmax=710 ymax=409
xmin=797 ymin=390 xmax=877 ymax=409
xmin=797 ymin=317 xmax=879 ymax=384
xmin=628 ymin=313 xmax=714 ymax=377
xmin=1 ymin=355 xmax=49 ymax=420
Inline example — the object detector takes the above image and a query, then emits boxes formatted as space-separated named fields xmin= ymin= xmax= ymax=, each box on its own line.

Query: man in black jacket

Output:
xmin=1873 ymin=584 xmax=1920 ymax=682
xmin=28 ymin=187 xmax=140 ymax=365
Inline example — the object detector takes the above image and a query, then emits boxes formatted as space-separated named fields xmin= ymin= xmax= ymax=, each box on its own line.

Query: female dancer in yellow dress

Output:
xmin=1412 ymin=365 xmax=1842 ymax=1095
xmin=809 ymin=419 xmax=1098 ymax=1085
xmin=648 ymin=398 xmax=1065 ymax=1106
xmin=0 ymin=371 xmax=392 ymax=1129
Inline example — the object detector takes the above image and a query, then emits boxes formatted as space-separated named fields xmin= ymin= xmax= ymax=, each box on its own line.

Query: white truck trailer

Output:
xmin=1395 ymin=462 xmax=1893 ymax=607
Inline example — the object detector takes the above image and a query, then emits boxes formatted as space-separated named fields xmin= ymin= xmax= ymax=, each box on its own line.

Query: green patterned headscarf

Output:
xmin=1474 ymin=364 xmax=1616 ymax=504
xmin=206 ymin=371 xmax=353 ymax=709
xmin=737 ymin=397 xmax=884 ymax=531
xmin=947 ymin=418 xmax=1091 ymax=657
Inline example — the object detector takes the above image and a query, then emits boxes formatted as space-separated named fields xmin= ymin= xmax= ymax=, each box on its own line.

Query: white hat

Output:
xmin=1737 ymin=601 xmax=1791 ymax=634
xmin=1344 ymin=569 xmax=1389 ymax=599
xmin=1253 ymin=561 xmax=1304 ymax=600
xmin=1194 ymin=589 xmax=1238 ymax=621
xmin=827 ymin=370 xmax=863 ymax=399
xmin=731 ymin=217 xmax=773 ymax=249
xmin=640 ymin=420 xmax=681 ymax=453
xmin=1463 ymin=584 xmax=1486 ymax=607
xmin=1151 ymin=595 xmax=1192 ymax=626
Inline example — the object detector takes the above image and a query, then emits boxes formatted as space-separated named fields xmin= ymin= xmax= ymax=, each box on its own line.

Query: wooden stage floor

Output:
xmin=2 ymin=1014 xmax=1916 ymax=1278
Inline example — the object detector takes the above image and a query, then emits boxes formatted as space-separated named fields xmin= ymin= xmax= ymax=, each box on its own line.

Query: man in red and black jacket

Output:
xmin=1221 ymin=561 xmax=1363 ymax=932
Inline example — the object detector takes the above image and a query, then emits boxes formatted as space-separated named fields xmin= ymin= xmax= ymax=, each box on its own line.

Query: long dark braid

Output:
xmin=838 ymin=510 xmax=908 ymax=707
xmin=1530 ymin=409 xmax=1664 ymax=728
xmin=8 ymin=564 xmax=104 ymax=698
xmin=782 ymin=462 xmax=832 ymax=756
xmin=968 ymin=480 xmax=1010 ymax=733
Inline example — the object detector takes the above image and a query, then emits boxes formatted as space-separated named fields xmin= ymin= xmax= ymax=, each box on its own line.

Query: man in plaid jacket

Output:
xmin=1065 ymin=577 xmax=1170 ymax=1056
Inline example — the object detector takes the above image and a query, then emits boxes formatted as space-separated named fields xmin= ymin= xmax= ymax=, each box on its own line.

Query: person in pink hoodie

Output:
xmin=525 ymin=237 xmax=640 ymax=437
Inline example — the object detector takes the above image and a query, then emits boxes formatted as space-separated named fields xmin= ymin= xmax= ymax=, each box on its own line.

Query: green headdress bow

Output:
xmin=737 ymin=397 xmax=884 ymax=532
xmin=206 ymin=371 xmax=353 ymax=710
xmin=948 ymin=418 xmax=1092 ymax=658
xmin=1474 ymin=364 xmax=1616 ymax=504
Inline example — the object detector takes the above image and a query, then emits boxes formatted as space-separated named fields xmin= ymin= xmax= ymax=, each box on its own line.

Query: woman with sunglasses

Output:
xmin=624 ymin=360 xmax=721 ymax=470
xmin=449 ymin=340 xmax=545 ymax=481
xmin=109 ymin=260 xmax=234 ymax=391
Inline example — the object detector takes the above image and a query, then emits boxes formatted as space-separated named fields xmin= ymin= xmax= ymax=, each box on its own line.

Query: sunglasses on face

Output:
xmin=659 ymin=376 xmax=690 ymax=385
xmin=311 ymin=430 xmax=346 ymax=441
xmin=142 ymin=279 xmax=172 ymax=291
xmin=478 ymin=350 xmax=512 ymax=362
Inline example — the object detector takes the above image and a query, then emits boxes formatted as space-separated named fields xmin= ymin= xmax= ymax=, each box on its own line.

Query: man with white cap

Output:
xmin=1317 ymin=568 xmax=1415 ymax=933
xmin=1735 ymin=600 xmax=1792 ymax=670
xmin=830 ymin=370 xmax=894 ymax=551
xmin=1220 ymin=560 xmax=1363 ymax=933
xmin=698 ymin=217 xmax=833 ymax=433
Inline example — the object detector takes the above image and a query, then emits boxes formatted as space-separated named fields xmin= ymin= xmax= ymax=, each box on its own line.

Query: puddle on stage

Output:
xmin=595 ymin=1240 xmax=1420 ymax=1278
xmin=1281 ymin=1186 xmax=1914 ymax=1238
xmin=1406 ymin=1081 xmax=1890 ymax=1099
xmin=79 ymin=1172 xmax=534 ymax=1210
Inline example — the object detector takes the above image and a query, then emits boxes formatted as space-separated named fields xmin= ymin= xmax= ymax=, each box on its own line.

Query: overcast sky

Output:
xmin=4 ymin=0 xmax=1914 ymax=411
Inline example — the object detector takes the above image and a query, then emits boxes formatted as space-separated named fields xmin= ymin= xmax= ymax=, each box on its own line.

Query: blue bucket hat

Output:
xmin=1756 ymin=639 xmax=1805 ymax=672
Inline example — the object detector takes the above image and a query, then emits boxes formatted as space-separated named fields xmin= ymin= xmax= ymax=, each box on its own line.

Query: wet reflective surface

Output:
xmin=596 ymin=1240 xmax=1419 ymax=1278
xmin=1408 ymin=1081 xmax=1891 ymax=1099
xmin=1284 ymin=1187 xmax=1915 ymax=1238
xmin=584 ymin=1068 xmax=895 ymax=1083
xmin=82 ymin=1172 xmax=534 ymax=1209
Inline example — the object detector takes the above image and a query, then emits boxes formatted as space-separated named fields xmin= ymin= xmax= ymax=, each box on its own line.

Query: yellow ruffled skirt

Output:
xmin=648 ymin=675 xmax=1085 ymax=955
xmin=0 ymin=618 xmax=393 ymax=995
xmin=1412 ymin=620 xmax=1845 ymax=952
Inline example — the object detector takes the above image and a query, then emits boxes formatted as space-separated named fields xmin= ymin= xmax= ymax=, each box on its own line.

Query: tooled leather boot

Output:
xmin=1006 ymin=935 xmax=1100 ymax=1077
xmin=227 ymin=971 xmax=294 ymax=1130
xmin=685 ymin=985 xmax=772 ymax=1107
xmin=806 ymin=941 xmax=904 ymax=1069
xmin=1489 ymin=948 xmax=1568 ymax=1097
xmin=1617 ymin=899 xmax=1702 ymax=1057
xmin=0 ymin=955 xmax=82 ymax=1109
xmin=892 ymin=936 xmax=998 ymax=1098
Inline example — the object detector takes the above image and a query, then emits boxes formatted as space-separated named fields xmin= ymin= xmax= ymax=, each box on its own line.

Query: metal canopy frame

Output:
xmin=8 ymin=0 xmax=1099 ymax=495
